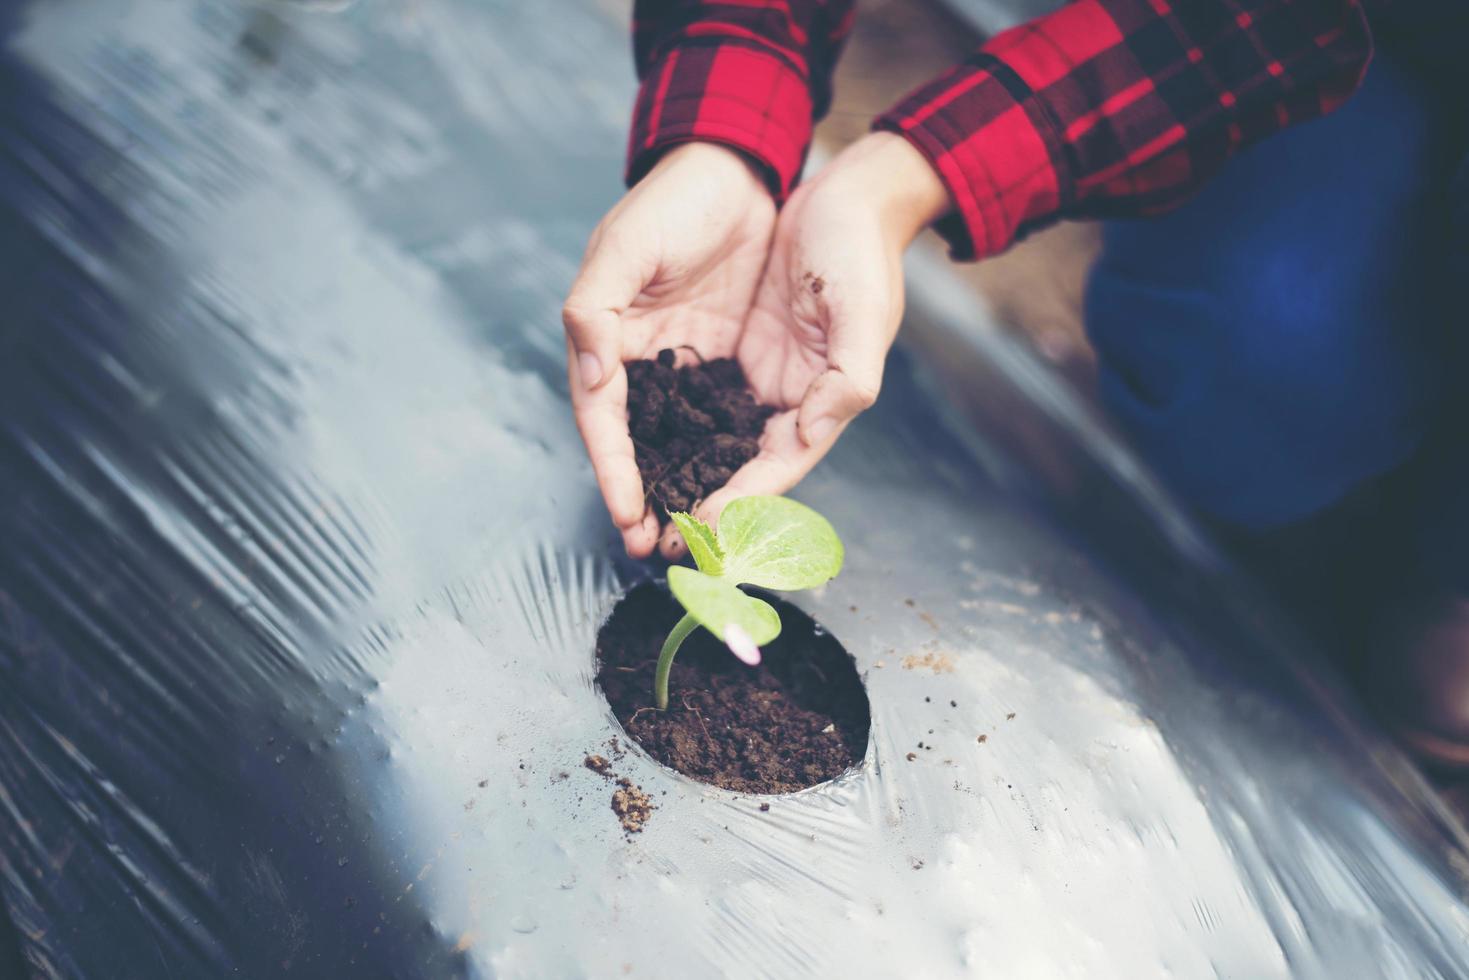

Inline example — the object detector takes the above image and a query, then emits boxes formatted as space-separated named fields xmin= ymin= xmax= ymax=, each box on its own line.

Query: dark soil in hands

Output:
xmin=595 ymin=583 xmax=870 ymax=794
xmin=626 ymin=349 xmax=775 ymax=521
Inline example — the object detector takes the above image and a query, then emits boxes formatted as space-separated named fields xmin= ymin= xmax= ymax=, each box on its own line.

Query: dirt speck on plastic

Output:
xmin=612 ymin=778 xmax=655 ymax=834
xmin=902 ymin=651 xmax=956 ymax=674
xmin=583 ymin=754 xmax=654 ymax=834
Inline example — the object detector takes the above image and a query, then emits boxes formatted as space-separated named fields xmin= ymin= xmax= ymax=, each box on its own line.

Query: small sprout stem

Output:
xmin=654 ymin=612 xmax=699 ymax=711
xmin=656 ymin=496 xmax=844 ymax=708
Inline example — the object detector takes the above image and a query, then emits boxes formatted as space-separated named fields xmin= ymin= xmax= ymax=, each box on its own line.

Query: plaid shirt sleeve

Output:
xmin=874 ymin=0 xmax=1372 ymax=260
xmin=627 ymin=1 xmax=856 ymax=199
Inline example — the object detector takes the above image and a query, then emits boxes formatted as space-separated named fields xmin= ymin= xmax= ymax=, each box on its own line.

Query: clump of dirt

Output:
xmin=611 ymin=778 xmax=654 ymax=833
xmin=584 ymin=753 xmax=654 ymax=834
xmin=626 ymin=349 xmax=775 ymax=520
xmin=596 ymin=583 xmax=870 ymax=795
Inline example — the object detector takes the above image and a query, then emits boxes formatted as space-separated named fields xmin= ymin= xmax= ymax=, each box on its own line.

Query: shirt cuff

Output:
xmin=626 ymin=44 xmax=814 ymax=201
xmin=873 ymin=56 xmax=1065 ymax=261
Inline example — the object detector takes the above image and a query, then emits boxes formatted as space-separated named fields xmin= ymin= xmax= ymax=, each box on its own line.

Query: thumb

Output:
xmin=796 ymin=309 xmax=889 ymax=447
xmin=562 ymin=233 xmax=645 ymax=391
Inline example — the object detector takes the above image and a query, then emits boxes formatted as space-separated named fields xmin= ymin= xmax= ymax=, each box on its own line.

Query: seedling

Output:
xmin=654 ymin=495 xmax=844 ymax=710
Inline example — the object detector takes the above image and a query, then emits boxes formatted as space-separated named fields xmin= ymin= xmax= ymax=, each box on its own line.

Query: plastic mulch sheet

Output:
xmin=2 ymin=1 xmax=1468 ymax=977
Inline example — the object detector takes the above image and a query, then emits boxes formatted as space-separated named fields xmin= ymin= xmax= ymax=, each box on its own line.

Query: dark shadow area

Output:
xmin=0 ymin=907 xmax=26 ymax=980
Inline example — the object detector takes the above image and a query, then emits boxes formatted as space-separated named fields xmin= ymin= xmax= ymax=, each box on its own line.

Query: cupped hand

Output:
xmin=567 ymin=133 xmax=951 ymax=560
xmin=677 ymin=133 xmax=952 ymax=551
xmin=564 ymin=142 xmax=777 ymax=557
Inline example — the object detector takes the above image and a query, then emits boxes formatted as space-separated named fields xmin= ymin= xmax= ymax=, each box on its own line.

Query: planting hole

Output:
xmin=596 ymin=582 xmax=871 ymax=794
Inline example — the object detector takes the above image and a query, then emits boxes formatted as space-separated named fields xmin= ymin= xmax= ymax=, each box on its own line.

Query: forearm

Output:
xmin=874 ymin=0 xmax=1373 ymax=260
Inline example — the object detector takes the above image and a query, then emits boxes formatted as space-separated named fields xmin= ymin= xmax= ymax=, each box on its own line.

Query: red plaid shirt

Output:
xmin=627 ymin=0 xmax=1372 ymax=260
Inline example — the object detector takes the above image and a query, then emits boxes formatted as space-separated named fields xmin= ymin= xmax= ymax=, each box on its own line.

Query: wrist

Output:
xmin=652 ymin=141 xmax=775 ymax=199
xmin=821 ymin=133 xmax=952 ymax=246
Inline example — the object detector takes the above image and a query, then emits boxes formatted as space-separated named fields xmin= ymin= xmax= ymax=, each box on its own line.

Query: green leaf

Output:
xmin=667 ymin=565 xmax=781 ymax=646
xmin=717 ymin=495 xmax=844 ymax=591
xmin=669 ymin=511 xmax=724 ymax=576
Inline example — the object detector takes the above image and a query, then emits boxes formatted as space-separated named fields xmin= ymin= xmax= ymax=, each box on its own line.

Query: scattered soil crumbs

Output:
xmin=611 ymin=778 xmax=654 ymax=834
xmin=901 ymin=651 xmax=955 ymax=674
xmin=584 ymin=754 xmax=654 ymax=834
xmin=626 ymin=349 xmax=775 ymax=520
xmin=596 ymin=583 xmax=871 ymax=794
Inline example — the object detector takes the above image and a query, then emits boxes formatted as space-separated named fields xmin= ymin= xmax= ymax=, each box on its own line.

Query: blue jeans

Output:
xmin=1085 ymin=52 xmax=1467 ymax=592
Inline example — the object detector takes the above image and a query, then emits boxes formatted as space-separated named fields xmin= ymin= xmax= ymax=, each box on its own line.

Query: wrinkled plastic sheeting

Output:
xmin=1 ymin=1 xmax=1468 ymax=977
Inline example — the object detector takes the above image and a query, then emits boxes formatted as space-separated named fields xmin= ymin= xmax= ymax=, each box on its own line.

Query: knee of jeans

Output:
xmin=1086 ymin=260 xmax=1432 ymax=530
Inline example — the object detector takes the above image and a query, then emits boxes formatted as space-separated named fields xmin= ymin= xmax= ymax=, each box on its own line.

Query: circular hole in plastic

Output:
xmin=595 ymin=582 xmax=871 ymax=794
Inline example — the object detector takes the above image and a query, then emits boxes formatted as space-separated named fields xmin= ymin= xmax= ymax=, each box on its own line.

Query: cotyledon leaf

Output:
xmin=667 ymin=565 xmax=781 ymax=646
xmin=668 ymin=511 xmax=724 ymax=576
xmin=717 ymin=495 xmax=844 ymax=590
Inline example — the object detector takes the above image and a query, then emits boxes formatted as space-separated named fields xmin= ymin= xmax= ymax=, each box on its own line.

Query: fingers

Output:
xmin=658 ymin=522 xmax=688 ymax=561
xmin=563 ymin=230 xmax=645 ymax=392
xmin=563 ymin=224 xmax=657 ymax=555
xmin=795 ymin=291 xmax=889 ymax=447
xmin=568 ymin=339 xmax=647 ymax=542
xmin=662 ymin=409 xmax=844 ymax=557
xmin=796 ymin=367 xmax=880 ymax=447
xmin=623 ymin=510 xmax=661 ymax=559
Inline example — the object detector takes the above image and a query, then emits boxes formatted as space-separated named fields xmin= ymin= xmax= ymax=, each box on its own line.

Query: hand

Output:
xmin=684 ymin=133 xmax=951 ymax=545
xmin=564 ymin=142 xmax=777 ymax=557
